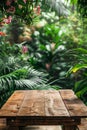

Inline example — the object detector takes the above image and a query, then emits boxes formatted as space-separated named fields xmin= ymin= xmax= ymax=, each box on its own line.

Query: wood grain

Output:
xmin=0 ymin=90 xmax=87 ymax=128
xmin=0 ymin=91 xmax=26 ymax=117
xmin=18 ymin=90 xmax=45 ymax=116
xmin=59 ymin=89 xmax=87 ymax=117
xmin=44 ymin=90 xmax=69 ymax=117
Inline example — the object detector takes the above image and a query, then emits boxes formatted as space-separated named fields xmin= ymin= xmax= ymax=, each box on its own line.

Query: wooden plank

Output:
xmin=7 ymin=91 xmax=26 ymax=101
xmin=44 ymin=90 xmax=69 ymax=117
xmin=17 ymin=90 xmax=45 ymax=116
xmin=59 ymin=89 xmax=87 ymax=117
xmin=0 ymin=91 xmax=26 ymax=117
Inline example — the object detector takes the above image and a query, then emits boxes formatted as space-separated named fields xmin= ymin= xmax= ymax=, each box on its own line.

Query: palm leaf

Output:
xmin=0 ymin=66 xmax=48 ymax=90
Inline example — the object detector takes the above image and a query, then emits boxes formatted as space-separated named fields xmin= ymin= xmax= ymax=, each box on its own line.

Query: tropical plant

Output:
xmin=1 ymin=0 xmax=87 ymax=107
xmin=0 ymin=41 xmax=49 ymax=107
xmin=27 ymin=12 xmax=79 ymax=89
xmin=67 ymin=0 xmax=87 ymax=17
xmin=44 ymin=0 xmax=70 ymax=17
xmin=0 ymin=65 xmax=48 ymax=107
xmin=0 ymin=41 xmax=48 ymax=88
xmin=0 ymin=66 xmax=47 ymax=90
xmin=67 ymin=47 xmax=87 ymax=105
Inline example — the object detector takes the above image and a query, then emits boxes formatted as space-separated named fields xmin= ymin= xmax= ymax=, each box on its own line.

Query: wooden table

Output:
xmin=0 ymin=90 xmax=87 ymax=130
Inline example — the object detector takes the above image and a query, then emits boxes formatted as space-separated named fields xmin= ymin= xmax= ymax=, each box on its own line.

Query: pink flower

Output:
xmin=3 ymin=16 xmax=12 ymax=24
xmin=37 ymin=6 xmax=41 ymax=15
xmin=23 ymin=0 xmax=27 ymax=4
xmin=22 ymin=46 xmax=28 ymax=54
xmin=33 ymin=6 xmax=41 ymax=15
xmin=6 ymin=0 xmax=12 ymax=6
xmin=6 ymin=6 xmax=15 ymax=13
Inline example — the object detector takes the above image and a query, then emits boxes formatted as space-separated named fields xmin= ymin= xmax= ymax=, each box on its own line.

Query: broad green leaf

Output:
xmin=69 ymin=64 xmax=87 ymax=73
xmin=76 ymin=87 xmax=87 ymax=98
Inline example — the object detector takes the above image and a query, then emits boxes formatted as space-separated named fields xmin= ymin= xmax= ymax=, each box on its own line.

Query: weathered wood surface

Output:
xmin=59 ymin=90 xmax=87 ymax=117
xmin=0 ymin=91 xmax=26 ymax=117
xmin=45 ymin=91 xmax=69 ymax=116
xmin=0 ymin=90 xmax=71 ymax=117
xmin=0 ymin=90 xmax=87 ymax=118
xmin=0 ymin=90 xmax=87 ymax=129
xmin=18 ymin=90 xmax=45 ymax=116
xmin=18 ymin=90 xmax=70 ymax=117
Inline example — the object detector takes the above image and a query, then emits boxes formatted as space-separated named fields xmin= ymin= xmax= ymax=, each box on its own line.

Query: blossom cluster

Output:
xmin=0 ymin=0 xmax=41 ymax=36
xmin=3 ymin=0 xmax=40 ymax=15
xmin=0 ymin=0 xmax=28 ymax=34
xmin=6 ymin=0 xmax=27 ymax=13
xmin=0 ymin=0 xmax=40 ymax=23
xmin=0 ymin=16 xmax=13 ymax=36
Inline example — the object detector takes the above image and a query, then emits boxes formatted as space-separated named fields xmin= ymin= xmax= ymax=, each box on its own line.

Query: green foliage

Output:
xmin=67 ymin=47 xmax=87 ymax=104
xmin=1 ymin=1 xmax=87 ymax=106
xmin=0 ymin=66 xmax=47 ymax=90
xmin=27 ymin=11 xmax=87 ymax=104
xmin=68 ymin=64 xmax=87 ymax=73
xmin=77 ymin=0 xmax=87 ymax=17
xmin=43 ymin=0 xmax=70 ymax=17
xmin=0 ymin=89 xmax=13 ymax=108
xmin=27 ymin=12 xmax=80 ymax=89
xmin=0 ymin=41 xmax=48 ymax=89
xmin=0 ymin=41 xmax=50 ymax=107
xmin=74 ymin=79 xmax=87 ymax=105
xmin=67 ymin=0 xmax=87 ymax=17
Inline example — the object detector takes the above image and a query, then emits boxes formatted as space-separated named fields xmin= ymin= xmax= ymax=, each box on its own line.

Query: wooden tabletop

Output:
xmin=0 ymin=89 xmax=87 ymax=119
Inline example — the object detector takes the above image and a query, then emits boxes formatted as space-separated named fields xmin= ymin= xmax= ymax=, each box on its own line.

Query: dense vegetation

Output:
xmin=0 ymin=0 xmax=87 ymax=107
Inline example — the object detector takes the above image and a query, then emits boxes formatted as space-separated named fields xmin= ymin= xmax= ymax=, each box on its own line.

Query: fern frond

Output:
xmin=0 ymin=66 xmax=48 ymax=90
